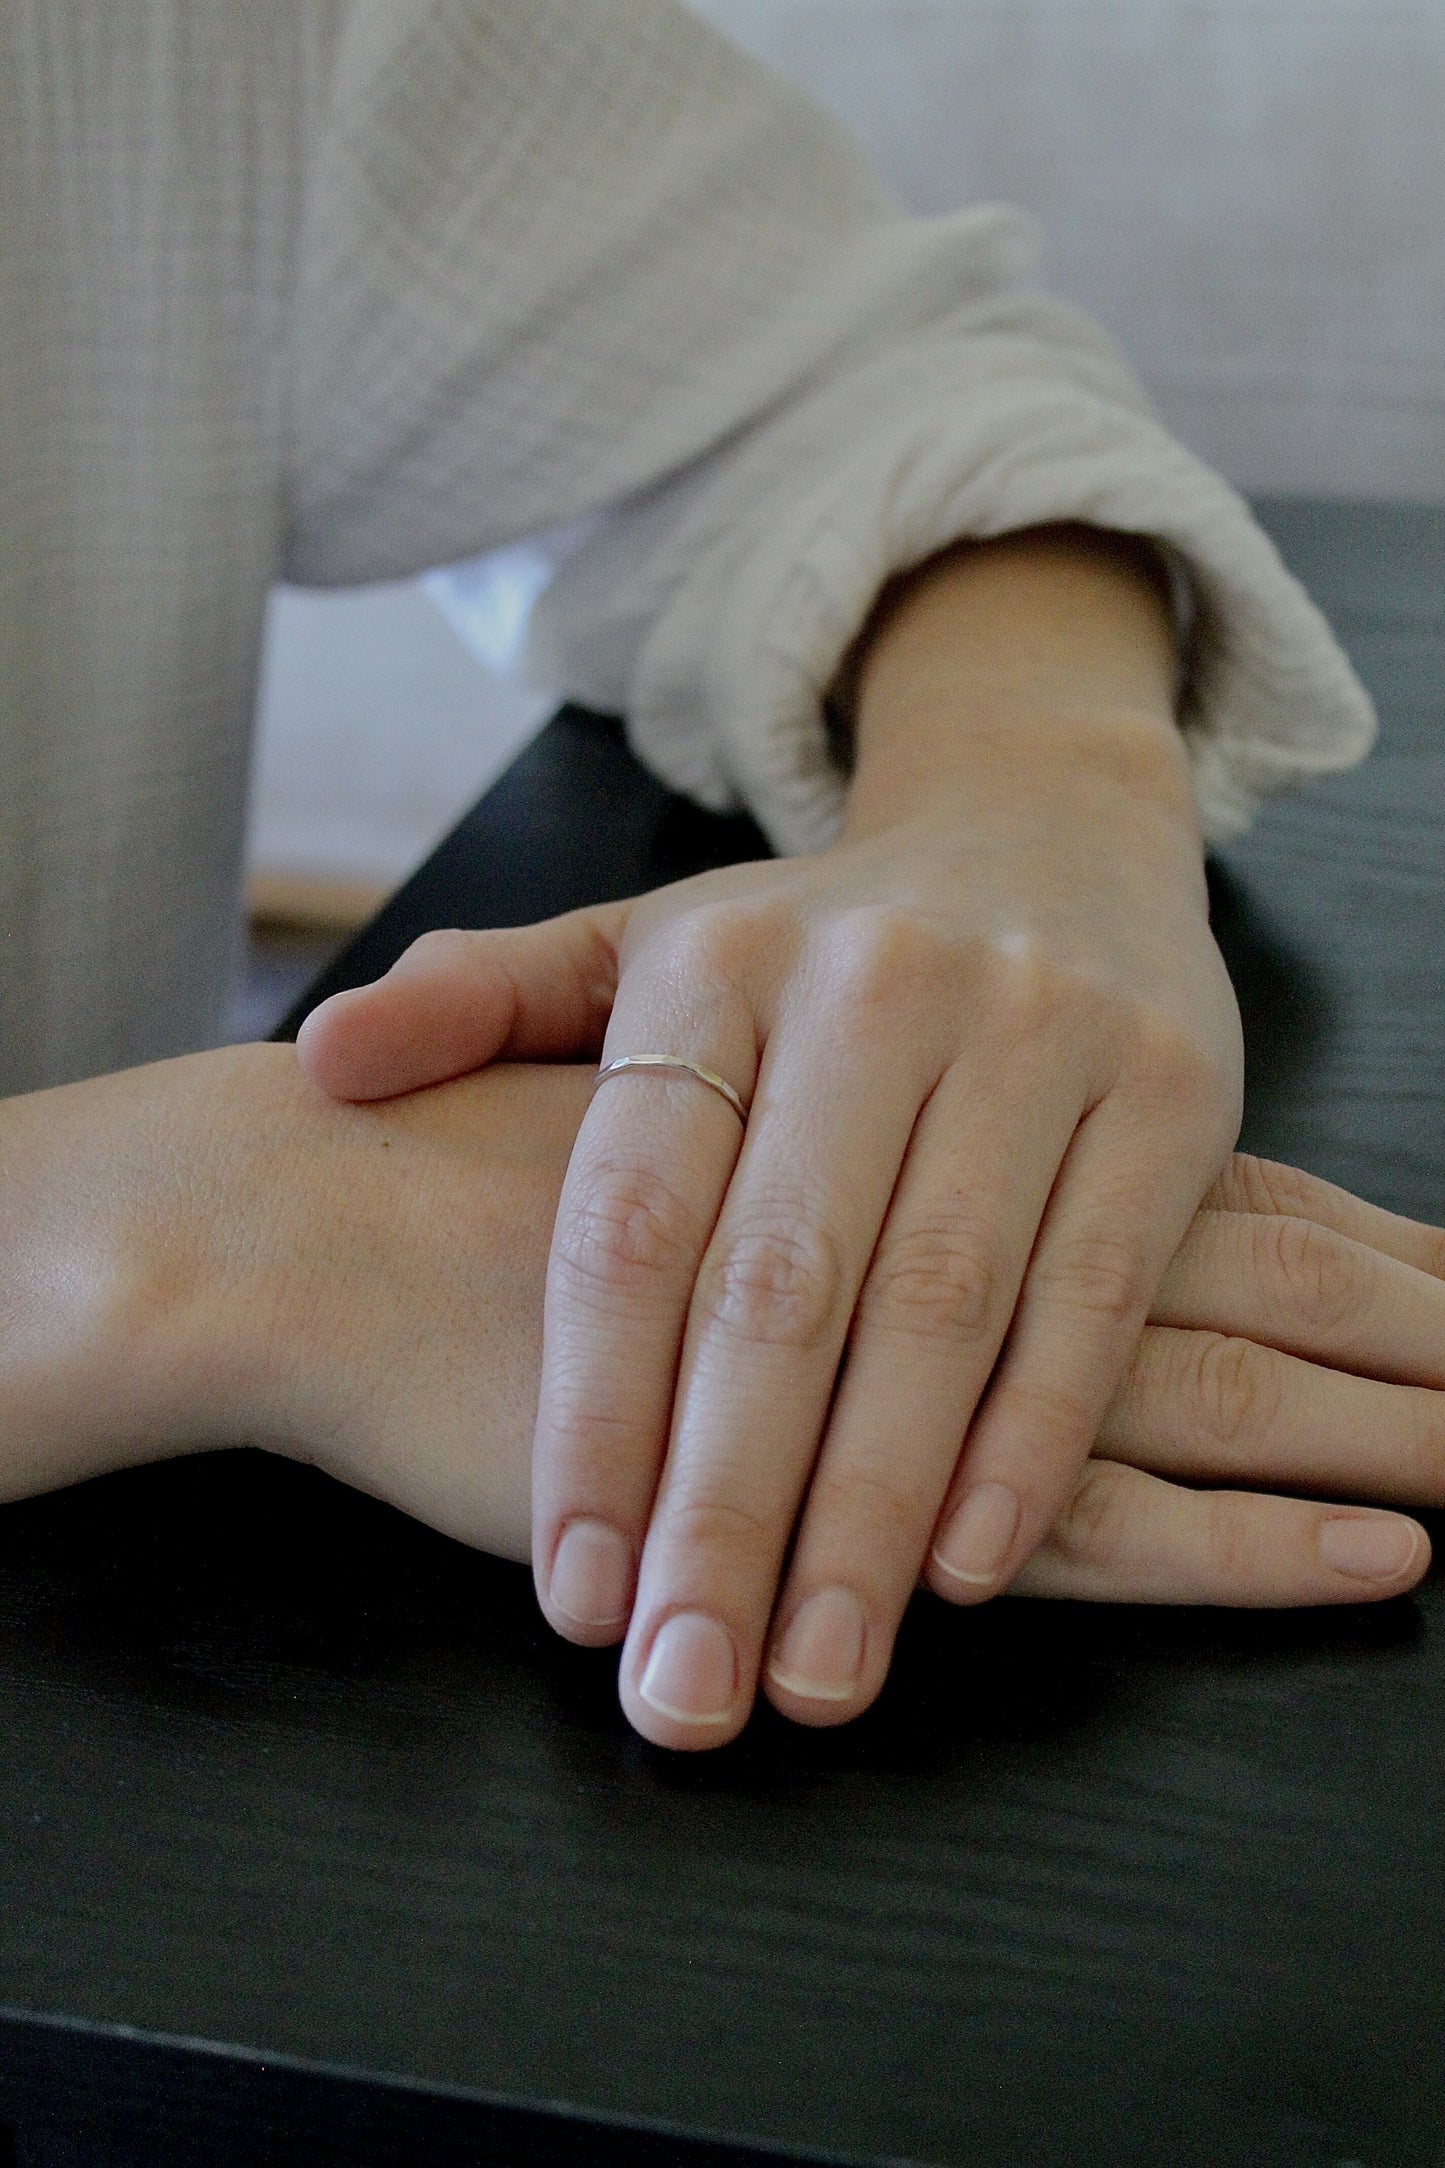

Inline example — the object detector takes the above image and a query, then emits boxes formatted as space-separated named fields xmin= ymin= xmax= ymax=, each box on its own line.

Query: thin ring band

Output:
xmin=593 ymin=1053 xmax=748 ymax=1124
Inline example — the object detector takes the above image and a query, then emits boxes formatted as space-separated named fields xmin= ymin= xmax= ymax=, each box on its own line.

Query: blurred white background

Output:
xmin=248 ymin=0 xmax=1445 ymax=916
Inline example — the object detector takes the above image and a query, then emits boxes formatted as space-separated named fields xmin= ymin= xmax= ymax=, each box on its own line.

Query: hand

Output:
xmin=0 ymin=1053 xmax=1434 ymax=1746
xmin=299 ymin=737 xmax=1241 ymax=1749
xmin=0 ymin=1046 xmax=581 ymax=1551
xmin=1013 ymin=1152 xmax=1443 ymax=1605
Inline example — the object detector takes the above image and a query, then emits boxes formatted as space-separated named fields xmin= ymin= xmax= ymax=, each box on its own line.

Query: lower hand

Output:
xmin=1 ymin=1049 xmax=1434 ymax=1747
xmin=1012 ymin=1153 xmax=1442 ymax=1607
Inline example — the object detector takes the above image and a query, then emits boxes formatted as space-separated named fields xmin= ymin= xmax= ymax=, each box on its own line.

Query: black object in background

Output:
xmin=2 ymin=501 xmax=1444 ymax=2168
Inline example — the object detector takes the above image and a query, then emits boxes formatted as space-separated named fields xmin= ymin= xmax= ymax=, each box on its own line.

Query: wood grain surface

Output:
xmin=1 ymin=502 xmax=1442 ymax=2168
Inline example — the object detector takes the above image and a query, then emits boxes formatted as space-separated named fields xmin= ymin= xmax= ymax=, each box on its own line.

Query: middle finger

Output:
xmin=1102 ymin=1325 xmax=1445 ymax=1507
xmin=616 ymin=997 xmax=944 ymax=1748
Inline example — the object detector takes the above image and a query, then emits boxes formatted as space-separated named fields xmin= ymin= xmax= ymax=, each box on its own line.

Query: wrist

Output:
xmin=0 ymin=1047 xmax=292 ymax=1504
xmin=0 ymin=1080 xmax=162 ymax=1500
xmin=838 ymin=523 xmax=1193 ymax=847
xmin=841 ymin=692 xmax=1198 ymax=850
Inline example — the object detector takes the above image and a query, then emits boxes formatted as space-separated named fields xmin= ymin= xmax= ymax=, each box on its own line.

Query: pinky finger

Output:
xmin=1010 ymin=1460 xmax=1430 ymax=1607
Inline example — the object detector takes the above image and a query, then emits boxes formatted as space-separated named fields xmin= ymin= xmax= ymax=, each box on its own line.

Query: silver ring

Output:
xmin=593 ymin=1053 xmax=748 ymax=1124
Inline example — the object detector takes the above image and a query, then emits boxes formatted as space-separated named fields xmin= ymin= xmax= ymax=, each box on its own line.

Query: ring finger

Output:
xmin=533 ymin=970 xmax=761 ymax=1647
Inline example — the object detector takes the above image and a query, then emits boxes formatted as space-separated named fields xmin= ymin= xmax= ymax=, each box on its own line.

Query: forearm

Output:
xmin=840 ymin=524 xmax=1196 ymax=846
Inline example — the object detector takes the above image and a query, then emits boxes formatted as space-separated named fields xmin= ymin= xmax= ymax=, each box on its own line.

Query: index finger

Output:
xmin=1152 ymin=1210 xmax=1445 ymax=1389
xmin=1205 ymin=1155 xmax=1445 ymax=1279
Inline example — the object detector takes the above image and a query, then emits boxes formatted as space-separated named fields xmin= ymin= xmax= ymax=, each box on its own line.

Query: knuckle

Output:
xmin=822 ymin=908 xmax=948 ymax=1016
xmin=979 ymin=935 xmax=1057 ymax=1033
xmin=554 ymin=1160 xmax=704 ymax=1305
xmin=1048 ymin=1461 xmax=1128 ymax=1565
xmin=662 ymin=1489 xmax=776 ymax=1565
xmin=1262 ymin=1212 xmax=1366 ymax=1334
xmin=645 ymin=904 xmax=755 ymax=1005
xmin=545 ymin=1399 xmax=642 ymax=1471
xmin=1129 ymin=1012 xmax=1241 ymax=1135
xmin=1200 ymin=1489 xmax=1255 ymax=1583
xmin=863 ymin=1216 xmax=1001 ymax=1346
xmin=995 ymin=1373 xmax=1096 ymax=1453
xmin=404 ymin=926 xmax=476 ymax=972
xmin=1041 ymin=1225 xmax=1150 ymax=1331
xmin=1132 ymin=1007 xmax=1211 ymax=1084
xmin=1188 ymin=1332 xmax=1283 ymax=1454
xmin=700 ymin=1207 xmax=844 ymax=1351
xmin=1212 ymin=1151 xmax=1319 ymax=1222
xmin=807 ymin=1458 xmax=920 ymax=1547
xmin=1405 ymin=1395 xmax=1445 ymax=1504
xmin=1127 ymin=1322 xmax=1192 ymax=1409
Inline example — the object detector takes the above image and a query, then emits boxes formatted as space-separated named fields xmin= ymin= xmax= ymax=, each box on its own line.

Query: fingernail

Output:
xmin=549 ymin=1518 xmax=634 ymax=1629
xmin=767 ymin=1587 xmax=867 ymax=1702
xmin=1319 ymin=1514 xmax=1421 ymax=1582
xmin=931 ymin=1482 xmax=1021 ymax=1587
xmin=637 ymin=1612 xmax=739 ymax=1726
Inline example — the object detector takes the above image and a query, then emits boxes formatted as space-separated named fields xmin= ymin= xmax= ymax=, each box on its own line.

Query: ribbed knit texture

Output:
xmin=1 ymin=0 xmax=1375 ymax=1090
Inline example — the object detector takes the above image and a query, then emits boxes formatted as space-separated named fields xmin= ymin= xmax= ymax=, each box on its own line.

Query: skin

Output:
xmin=0 ymin=1047 xmax=1436 ymax=1655
xmin=299 ymin=523 xmax=1250 ymax=1749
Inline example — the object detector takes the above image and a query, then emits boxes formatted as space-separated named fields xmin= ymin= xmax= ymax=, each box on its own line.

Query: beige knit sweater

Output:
xmin=0 ymin=0 xmax=1374 ymax=1091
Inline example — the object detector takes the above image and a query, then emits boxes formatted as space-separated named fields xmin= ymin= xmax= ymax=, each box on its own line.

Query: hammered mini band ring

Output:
xmin=592 ymin=1053 xmax=749 ymax=1124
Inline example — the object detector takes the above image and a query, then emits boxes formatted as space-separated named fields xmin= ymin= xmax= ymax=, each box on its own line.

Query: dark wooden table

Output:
xmin=1 ymin=502 xmax=1442 ymax=2168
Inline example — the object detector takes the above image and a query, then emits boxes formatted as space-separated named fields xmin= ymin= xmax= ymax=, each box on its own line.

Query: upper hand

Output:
xmin=300 ymin=716 xmax=1244 ymax=1749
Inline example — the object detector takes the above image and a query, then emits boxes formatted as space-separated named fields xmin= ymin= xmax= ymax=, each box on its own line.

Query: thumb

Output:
xmin=295 ymin=902 xmax=631 ymax=1101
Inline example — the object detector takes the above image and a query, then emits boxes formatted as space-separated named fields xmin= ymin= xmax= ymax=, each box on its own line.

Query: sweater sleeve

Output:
xmin=286 ymin=0 xmax=1374 ymax=855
